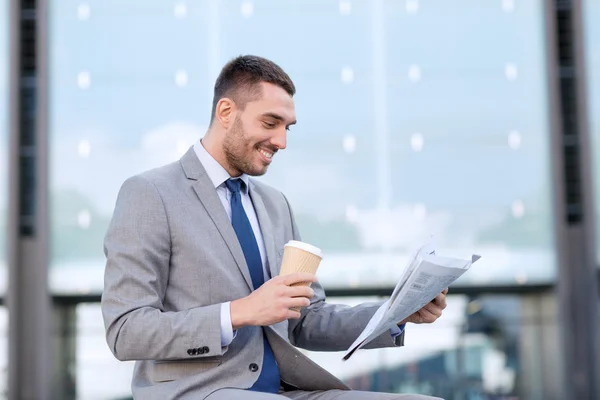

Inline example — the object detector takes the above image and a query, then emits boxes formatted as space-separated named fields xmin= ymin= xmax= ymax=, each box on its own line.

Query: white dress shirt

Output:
xmin=193 ymin=140 xmax=404 ymax=347
xmin=194 ymin=140 xmax=269 ymax=347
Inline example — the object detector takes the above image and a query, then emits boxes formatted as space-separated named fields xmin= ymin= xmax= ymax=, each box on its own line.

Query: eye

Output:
xmin=263 ymin=122 xmax=276 ymax=129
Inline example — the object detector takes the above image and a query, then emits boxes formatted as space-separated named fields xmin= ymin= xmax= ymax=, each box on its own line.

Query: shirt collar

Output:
xmin=193 ymin=140 xmax=250 ymax=193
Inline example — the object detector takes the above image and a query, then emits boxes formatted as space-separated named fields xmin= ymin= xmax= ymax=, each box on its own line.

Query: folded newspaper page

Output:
xmin=342 ymin=240 xmax=480 ymax=361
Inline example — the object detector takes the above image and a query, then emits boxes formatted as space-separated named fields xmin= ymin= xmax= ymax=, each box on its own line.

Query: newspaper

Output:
xmin=342 ymin=239 xmax=480 ymax=361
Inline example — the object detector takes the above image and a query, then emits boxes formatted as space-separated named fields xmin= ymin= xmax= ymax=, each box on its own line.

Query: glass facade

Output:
xmin=48 ymin=0 xmax=553 ymax=294
xmin=312 ymin=295 xmax=529 ymax=399
xmin=76 ymin=295 xmax=548 ymax=399
xmin=46 ymin=1 xmax=556 ymax=398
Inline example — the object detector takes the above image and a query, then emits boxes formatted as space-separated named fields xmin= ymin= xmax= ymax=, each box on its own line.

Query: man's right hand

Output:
xmin=230 ymin=272 xmax=317 ymax=330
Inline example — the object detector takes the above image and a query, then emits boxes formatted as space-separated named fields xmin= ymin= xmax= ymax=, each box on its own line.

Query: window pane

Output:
xmin=49 ymin=0 xmax=212 ymax=293
xmin=48 ymin=2 xmax=556 ymax=399
xmin=49 ymin=0 xmax=554 ymax=294
xmin=305 ymin=296 xmax=528 ymax=398
xmin=76 ymin=295 xmax=553 ymax=399
xmin=218 ymin=0 xmax=555 ymax=288
xmin=377 ymin=1 xmax=554 ymax=287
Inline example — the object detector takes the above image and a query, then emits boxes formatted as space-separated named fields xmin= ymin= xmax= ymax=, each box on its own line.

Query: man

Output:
xmin=101 ymin=55 xmax=446 ymax=400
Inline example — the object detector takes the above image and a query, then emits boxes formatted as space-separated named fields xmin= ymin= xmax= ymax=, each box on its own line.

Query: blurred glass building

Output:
xmin=3 ymin=0 xmax=600 ymax=399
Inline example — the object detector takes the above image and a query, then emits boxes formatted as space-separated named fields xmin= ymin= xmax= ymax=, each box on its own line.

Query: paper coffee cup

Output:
xmin=279 ymin=240 xmax=323 ymax=311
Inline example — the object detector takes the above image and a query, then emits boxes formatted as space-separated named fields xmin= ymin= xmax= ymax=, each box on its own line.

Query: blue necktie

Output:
xmin=225 ymin=178 xmax=280 ymax=393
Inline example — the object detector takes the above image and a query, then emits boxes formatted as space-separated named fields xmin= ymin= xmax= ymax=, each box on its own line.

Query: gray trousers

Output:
xmin=206 ymin=389 xmax=443 ymax=400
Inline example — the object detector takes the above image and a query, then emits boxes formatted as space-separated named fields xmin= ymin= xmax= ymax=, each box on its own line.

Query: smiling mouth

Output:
xmin=258 ymin=148 xmax=274 ymax=161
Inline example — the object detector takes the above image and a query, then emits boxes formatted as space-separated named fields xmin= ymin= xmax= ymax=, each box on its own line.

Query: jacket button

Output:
xmin=191 ymin=348 xmax=198 ymax=355
xmin=187 ymin=349 xmax=194 ymax=356
xmin=249 ymin=363 xmax=259 ymax=372
xmin=202 ymin=346 xmax=210 ymax=354
xmin=198 ymin=347 xmax=205 ymax=355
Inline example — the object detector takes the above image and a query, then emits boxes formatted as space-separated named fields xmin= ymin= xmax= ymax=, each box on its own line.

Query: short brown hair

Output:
xmin=210 ymin=55 xmax=296 ymax=123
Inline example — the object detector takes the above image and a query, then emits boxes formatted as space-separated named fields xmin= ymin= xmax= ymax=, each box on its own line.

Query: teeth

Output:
xmin=259 ymin=149 xmax=273 ymax=159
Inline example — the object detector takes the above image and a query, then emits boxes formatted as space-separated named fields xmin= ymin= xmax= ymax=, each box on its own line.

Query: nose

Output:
xmin=271 ymin=129 xmax=287 ymax=150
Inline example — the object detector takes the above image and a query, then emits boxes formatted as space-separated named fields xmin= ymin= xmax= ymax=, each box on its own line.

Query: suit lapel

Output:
xmin=180 ymin=148 xmax=253 ymax=291
xmin=249 ymin=181 xmax=279 ymax=279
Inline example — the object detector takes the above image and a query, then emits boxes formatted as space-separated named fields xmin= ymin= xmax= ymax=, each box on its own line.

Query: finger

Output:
xmin=281 ymin=272 xmax=317 ymax=286
xmin=285 ymin=296 xmax=311 ymax=310
xmin=433 ymin=293 xmax=447 ymax=309
xmin=286 ymin=285 xmax=315 ymax=299
xmin=442 ymin=288 xmax=449 ymax=295
xmin=418 ymin=307 xmax=439 ymax=323
xmin=286 ymin=309 xmax=302 ymax=319
xmin=423 ymin=303 xmax=443 ymax=318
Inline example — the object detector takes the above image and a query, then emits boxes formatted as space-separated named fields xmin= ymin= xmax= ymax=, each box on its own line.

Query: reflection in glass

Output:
xmin=49 ymin=2 xmax=554 ymax=397
xmin=337 ymin=296 xmax=523 ymax=399
xmin=76 ymin=295 xmax=544 ymax=399
xmin=49 ymin=1 xmax=553 ymax=294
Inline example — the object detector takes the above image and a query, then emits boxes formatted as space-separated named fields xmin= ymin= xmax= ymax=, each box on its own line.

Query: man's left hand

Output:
xmin=400 ymin=288 xmax=448 ymax=325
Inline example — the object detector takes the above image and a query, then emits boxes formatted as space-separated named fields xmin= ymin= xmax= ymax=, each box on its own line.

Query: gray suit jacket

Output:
xmin=101 ymin=148 xmax=404 ymax=400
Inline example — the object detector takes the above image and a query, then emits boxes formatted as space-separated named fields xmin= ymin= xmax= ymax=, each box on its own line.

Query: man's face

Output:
xmin=223 ymin=82 xmax=296 ymax=176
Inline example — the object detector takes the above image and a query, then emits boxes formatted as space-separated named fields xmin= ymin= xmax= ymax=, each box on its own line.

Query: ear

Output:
xmin=215 ymin=98 xmax=236 ymax=129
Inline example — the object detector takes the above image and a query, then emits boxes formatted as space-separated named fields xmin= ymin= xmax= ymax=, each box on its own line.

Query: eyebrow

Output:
xmin=261 ymin=112 xmax=296 ymax=126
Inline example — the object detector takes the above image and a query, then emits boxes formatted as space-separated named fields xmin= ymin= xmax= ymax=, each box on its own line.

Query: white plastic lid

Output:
xmin=284 ymin=240 xmax=323 ymax=258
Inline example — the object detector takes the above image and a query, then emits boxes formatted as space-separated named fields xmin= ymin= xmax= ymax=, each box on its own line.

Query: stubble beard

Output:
xmin=223 ymin=116 xmax=269 ymax=177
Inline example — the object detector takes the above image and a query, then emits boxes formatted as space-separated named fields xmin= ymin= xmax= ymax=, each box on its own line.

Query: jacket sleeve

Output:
xmin=282 ymin=194 xmax=405 ymax=351
xmin=101 ymin=175 xmax=226 ymax=361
